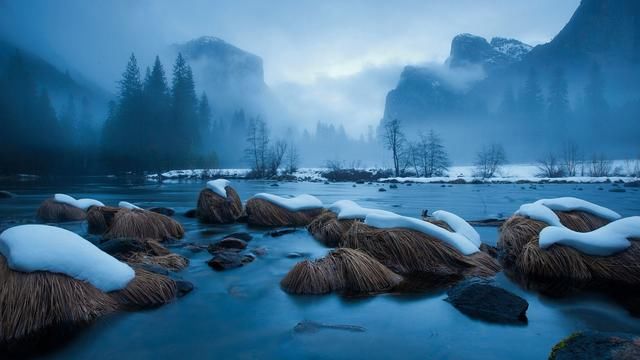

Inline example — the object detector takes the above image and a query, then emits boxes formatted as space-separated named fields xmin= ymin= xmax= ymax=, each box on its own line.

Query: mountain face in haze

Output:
xmin=0 ymin=38 xmax=111 ymax=119
xmin=447 ymin=34 xmax=531 ymax=72
xmin=174 ymin=36 xmax=277 ymax=118
xmin=381 ymin=0 xmax=640 ymax=161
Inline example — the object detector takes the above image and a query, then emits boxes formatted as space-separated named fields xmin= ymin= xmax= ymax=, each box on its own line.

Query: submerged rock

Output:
xmin=175 ymin=280 xmax=194 ymax=297
xmin=207 ymin=251 xmax=255 ymax=271
xmin=267 ymin=228 xmax=297 ymax=237
xmin=149 ymin=207 xmax=175 ymax=216
xmin=0 ymin=191 xmax=15 ymax=199
xmin=294 ymin=320 xmax=366 ymax=334
xmin=549 ymin=331 xmax=640 ymax=360
xmin=378 ymin=188 xmax=387 ymax=192
xmin=226 ymin=232 xmax=252 ymax=241
xmin=389 ymin=184 xmax=398 ymax=189
xmin=184 ymin=209 xmax=198 ymax=218
xmin=445 ymin=279 xmax=528 ymax=324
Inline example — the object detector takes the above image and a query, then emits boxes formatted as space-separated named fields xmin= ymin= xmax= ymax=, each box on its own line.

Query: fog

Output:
xmin=6 ymin=0 xmax=638 ymax=174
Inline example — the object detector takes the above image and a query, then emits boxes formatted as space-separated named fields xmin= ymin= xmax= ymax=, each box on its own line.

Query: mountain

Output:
xmin=380 ymin=0 xmax=640 ymax=161
xmin=447 ymin=34 xmax=531 ymax=72
xmin=173 ymin=36 xmax=278 ymax=118
xmin=0 ymin=38 xmax=111 ymax=119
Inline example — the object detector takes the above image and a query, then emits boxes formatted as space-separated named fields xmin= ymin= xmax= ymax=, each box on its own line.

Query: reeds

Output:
xmin=36 ymin=199 xmax=87 ymax=222
xmin=245 ymin=198 xmax=322 ymax=227
xmin=196 ymin=186 xmax=243 ymax=224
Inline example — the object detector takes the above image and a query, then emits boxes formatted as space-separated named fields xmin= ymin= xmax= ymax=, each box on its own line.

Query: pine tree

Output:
xmin=520 ymin=68 xmax=544 ymax=120
xmin=170 ymin=53 xmax=199 ymax=166
xmin=547 ymin=68 xmax=570 ymax=140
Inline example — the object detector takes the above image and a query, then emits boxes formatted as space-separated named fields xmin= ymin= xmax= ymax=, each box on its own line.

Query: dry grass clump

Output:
xmin=197 ymin=186 xmax=243 ymax=224
xmin=0 ymin=255 xmax=117 ymax=347
xmin=245 ymin=198 xmax=322 ymax=227
xmin=307 ymin=211 xmax=357 ymax=247
xmin=109 ymin=268 xmax=178 ymax=309
xmin=104 ymin=238 xmax=189 ymax=272
xmin=88 ymin=207 xmax=184 ymax=242
xmin=342 ymin=222 xmax=500 ymax=279
xmin=281 ymin=248 xmax=402 ymax=295
xmin=36 ymin=198 xmax=87 ymax=222
xmin=498 ymin=210 xmax=640 ymax=285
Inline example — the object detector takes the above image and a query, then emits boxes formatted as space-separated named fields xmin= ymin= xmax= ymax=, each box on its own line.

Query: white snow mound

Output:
xmin=432 ymin=210 xmax=481 ymax=247
xmin=206 ymin=179 xmax=231 ymax=198
xmin=533 ymin=197 xmax=621 ymax=221
xmin=252 ymin=193 xmax=323 ymax=211
xmin=328 ymin=200 xmax=397 ymax=220
xmin=539 ymin=216 xmax=640 ymax=256
xmin=0 ymin=224 xmax=134 ymax=292
xmin=364 ymin=213 xmax=479 ymax=255
xmin=118 ymin=201 xmax=142 ymax=210
xmin=515 ymin=203 xmax=563 ymax=227
xmin=54 ymin=193 xmax=104 ymax=210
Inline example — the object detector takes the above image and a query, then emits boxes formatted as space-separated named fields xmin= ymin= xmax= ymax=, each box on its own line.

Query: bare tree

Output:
xmin=381 ymin=118 xmax=405 ymax=177
xmin=419 ymin=130 xmax=450 ymax=177
xmin=537 ymin=152 xmax=564 ymax=177
xmin=589 ymin=153 xmax=612 ymax=177
xmin=623 ymin=155 xmax=640 ymax=177
xmin=408 ymin=141 xmax=422 ymax=176
xmin=267 ymin=140 xmax=287 ymax=177
xmin=474 ymin=143 xmax=507 ymax=178
xmin=325 ymin=159 xmax=343 ymax=171
xmin=244 ymin=117 xmax=270 ymax=177
xmin=284 ymin=142 xmax=300 ymax=174
xmin=562 ymin=141 xmax=581 ymax=177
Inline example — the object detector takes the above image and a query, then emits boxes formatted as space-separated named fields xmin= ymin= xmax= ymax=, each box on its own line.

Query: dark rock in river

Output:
xmin=0 ymin=190 xmax=15 ymax=198
xmin=99 ymin=237 xmax=145 ymax=255
xmin=445 ymin=278 xmax=528 ymax=324
xmin=267 ymin=228 xmax=297 ymax=237
xmin=389 ymin=184 xmax=398 ymax=189
xmin=207 ymin=251 xmax=255 ymax=271
xmin=609 ymin=188 xmax=626 ymax=193
xmin=270 ymin=183 xmax=279 ymax=187
xmin=149 ymin=207 xmax=175 ymax=216
xmin=175 ymin=280 xmax=194 ymax=297
xmin=209 ymin=237 xmax=248 ymax=251
xmin=184 ymin=209 xmax=198 ymax=218
xmin=378 ymin=188 xmax=387 ymax=192
xmin=624 ymin=180 xmax=640 ymax=188
xmin=549 ymin=331 xmax=640 ymax=360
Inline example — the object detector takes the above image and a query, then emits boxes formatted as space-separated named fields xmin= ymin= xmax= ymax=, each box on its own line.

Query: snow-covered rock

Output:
xmin=0 ymin=224 xmax=134 ymax=292
xmin=206 ymin=179 xmax=231 ymax=198
xmin=328 ymin=200 xmax=396 ymax=220
xmin=118 ymin=201 xmax=142 ymax=210
xmin=364 ymin=213 xmax=479 ymax=255
xmin=432 ymin=210 xmax=481 ymax=247
xmin=539 ymin=217 xmax=640 ymax=256
xmin=54 ymin=193 xmax=104 ymax=210
xmin=251 ymin=193 xmax=323 ymax=211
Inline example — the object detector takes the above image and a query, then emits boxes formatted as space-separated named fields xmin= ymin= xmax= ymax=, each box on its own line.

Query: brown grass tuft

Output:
xmin=87 ymin=207 xmax=184 ymax=241
xmin=0 ymin=255 xmax=117 ymax=346
xmin=343 ymin=222 xmax=500 ymax=278
xmin=125 ymin=253 xmax=189 ymax=272
xmin=307 ymin=210 xmax=356 ymax=247
xmin=245 ymin=198 xmax=322 ymax=227
xmin=36 ymin=199 xmax=87 ymax=222
xmin=281 ymin=248 xmax=402 ymax=295
xmin=197 ymin=187 xmax=243 ymax=224
xmin=109 ymin=268 xmax=178 ymax=309
xmin=498 ymin=211 xmax=640 ymax=285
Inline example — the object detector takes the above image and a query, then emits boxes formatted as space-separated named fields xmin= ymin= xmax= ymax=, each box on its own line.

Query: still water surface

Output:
xmin=1 ymin=178 xmax=639 ymax=359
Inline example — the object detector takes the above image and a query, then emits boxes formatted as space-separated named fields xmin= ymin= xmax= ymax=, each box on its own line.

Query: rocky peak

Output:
xmin=447 ymin=33 xmax=531 ymax=72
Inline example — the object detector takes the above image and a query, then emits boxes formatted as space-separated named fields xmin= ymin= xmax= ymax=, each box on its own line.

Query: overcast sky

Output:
xmin=0 ymin=0 xmax=580 ymax=135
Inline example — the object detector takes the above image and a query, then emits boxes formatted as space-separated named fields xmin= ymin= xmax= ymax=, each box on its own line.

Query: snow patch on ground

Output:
xmin=206 ymin=179 xmax=231 ymax=198
xmin=539 ymin=217 xmax=640 ymax=256
xmin=0 ymin=224 xmax=134 ymax=292
xmin=328 ymin=200 xmax=397 ymax=220
xmin=54 ymin=193 xmax=104 ymax=210
xmin=251 ymin=193 xmax=323 ymax=211
xmin=364 ymin=213 xmax=480 ymax=255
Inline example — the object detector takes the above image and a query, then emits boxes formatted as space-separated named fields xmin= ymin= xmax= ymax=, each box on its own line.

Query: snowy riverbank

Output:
xmin=146 ymin=163 xmax=640 ymax=185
